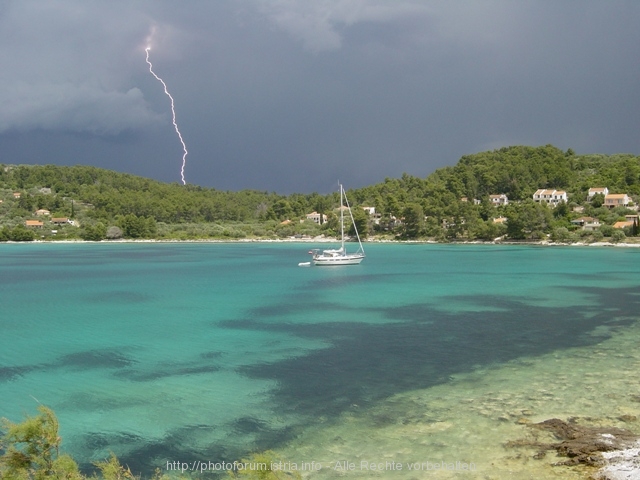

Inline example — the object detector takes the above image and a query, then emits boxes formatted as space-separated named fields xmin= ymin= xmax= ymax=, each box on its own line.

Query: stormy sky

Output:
xmin=1 ymin=1 xmax=639 ymax=194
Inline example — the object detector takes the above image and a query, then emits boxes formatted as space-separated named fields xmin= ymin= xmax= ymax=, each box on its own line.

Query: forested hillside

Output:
xmin=0 ymin=164 xmax=337 ymax=241
xmin=347 ymin=145 xmax=640 ymax=241
xmin=1 ymin=145 xmax=639 ymax=242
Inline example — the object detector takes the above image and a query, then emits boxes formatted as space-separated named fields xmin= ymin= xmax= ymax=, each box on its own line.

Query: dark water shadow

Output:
xmin=114 ymin=364 xmax=220 ymax=382
xmin=0 ymin=365 xmax=35 ymax=382
xmin=56 ymin=350 xmax=136 ymax=369
xmin=61 ymin=285 xmax=640 ymax=478
xmin=232 ymin=284 xmax=640 ymax=421
xmin=97 ymin=422 xmax=299 ymax=479
xmin=98 ymin=284 xmax=636 ymax=477
xmin=0 ymin=349 xmax=137 ymax=383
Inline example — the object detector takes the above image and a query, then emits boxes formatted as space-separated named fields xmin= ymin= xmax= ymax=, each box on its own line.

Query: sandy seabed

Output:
xmin=276 ymin=323 xmax=640 ymax=479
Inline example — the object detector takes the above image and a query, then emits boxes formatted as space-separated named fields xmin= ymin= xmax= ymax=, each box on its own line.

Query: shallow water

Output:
xmin=1 ymin=243 xmax=639 ymax=478
xmin=280 ymin=321 xmax=640 ymax=479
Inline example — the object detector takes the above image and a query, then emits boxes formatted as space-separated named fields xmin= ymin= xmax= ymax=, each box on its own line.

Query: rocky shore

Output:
xmin=509 ymin=418 xmax=640 ymax=479
xmin=597 ymin=443 xmax=640 ymax=479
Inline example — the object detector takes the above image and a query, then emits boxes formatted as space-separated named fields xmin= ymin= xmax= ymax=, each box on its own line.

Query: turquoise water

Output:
xmin=1 ymin=243 xmax=640 ymax=478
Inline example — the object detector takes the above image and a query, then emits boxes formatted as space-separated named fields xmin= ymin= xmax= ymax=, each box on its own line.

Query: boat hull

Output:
xmin=312 ymin=254 xmax=365 ymax=266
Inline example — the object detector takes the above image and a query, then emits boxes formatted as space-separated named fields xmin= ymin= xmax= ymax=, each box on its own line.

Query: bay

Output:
xmin=1 ymin=242 xmax=639 ymax=478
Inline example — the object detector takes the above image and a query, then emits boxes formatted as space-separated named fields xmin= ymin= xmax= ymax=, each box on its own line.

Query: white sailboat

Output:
xmin=309 ymin=184 xmax=365 ymax=266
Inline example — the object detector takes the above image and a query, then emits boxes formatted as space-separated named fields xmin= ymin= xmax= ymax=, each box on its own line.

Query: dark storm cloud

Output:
xmin=0 ymin=1 xmax=162 ymax=134
xmin=0 ymin=1 xmax=638 ymax=193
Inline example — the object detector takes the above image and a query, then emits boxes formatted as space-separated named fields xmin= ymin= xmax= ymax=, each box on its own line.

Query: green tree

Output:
xmin=145 ymin=217 xmax=158 ymax=237
xmin=402 ymin=203 xmax=424 ymax=239
xmin=551 ymin=227 xmax=576 ymax=243
xmin=17 ymin=195 xmax=35 ymax=212
xmin=472 ymin=219 xmax=506 ymax=241
xmin=478 ymin=197 xmax=494 ymax=221
xmin=9 ymin=225 xmax=36 ymax=242
xmin=599 ymin=225 xmax=614 ymax=237
xmin=266 ymin=200 xmax=293 ymax=221
xmin=80 ymin=222 xmax=107 ymax=241
xmin=590 ymin=193 xmax=605 ymax=208
xmin=348 ymin=207 xmax=369 ymax=238
xmin=385 ymin=194 xmax=401 ymax=218
xmin=117 ymin=215 xmax=156 ymax=239
xmin=553 ymin=201 xmax=569 ymax=219
xmin=505 ymin=201 xmax=553 ymax=240
xmin=0 ymin=406 xmax=190 ymax=480
xmin=610 ymin=229 xmax=626 ymax=243
xmin=93 ymin=453 xmax=136 ymax=480
xmin=0 ymin=405 xmax=83 ymax=480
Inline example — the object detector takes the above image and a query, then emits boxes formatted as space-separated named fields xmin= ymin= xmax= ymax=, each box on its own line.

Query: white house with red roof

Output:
xmin=588 ymin=187 xmax=609 ymax=198
xmin=533 ymin=189 xmax=567 ymax=207
xmin=604 ymin=193 xmax=630 ymax=209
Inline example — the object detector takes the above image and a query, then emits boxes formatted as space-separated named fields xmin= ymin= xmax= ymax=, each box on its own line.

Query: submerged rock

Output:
xmin=529 ymin=418 xmax=638 ymax=466
xmin=508 ymin=418 xmax=640 ymax=479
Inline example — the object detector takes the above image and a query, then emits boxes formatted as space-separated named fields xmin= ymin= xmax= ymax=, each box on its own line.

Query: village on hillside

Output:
xmin=299 ymin=185 xmax=637 ymax=243
xmin=0 ymin=183 xmax=638 ymax=246
xmin=1 ymin=148 xmax=639 ymax=243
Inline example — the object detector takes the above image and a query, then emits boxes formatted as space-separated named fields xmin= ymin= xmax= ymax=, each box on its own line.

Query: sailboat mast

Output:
xmin=340 ymin=184 xmax=345 ymax=251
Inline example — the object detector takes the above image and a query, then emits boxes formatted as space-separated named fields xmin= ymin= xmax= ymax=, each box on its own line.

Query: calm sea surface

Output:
xmin=1 ymin=242 xmax=640 ymax=478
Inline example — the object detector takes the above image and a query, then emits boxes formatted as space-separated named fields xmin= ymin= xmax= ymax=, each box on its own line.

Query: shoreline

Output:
xmin=2 ymin=237 xmax=640 ymax=248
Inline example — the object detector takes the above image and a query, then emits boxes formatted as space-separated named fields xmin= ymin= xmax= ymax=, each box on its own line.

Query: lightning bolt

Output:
xmin=145 ymin=46 xmax=188 ymax=185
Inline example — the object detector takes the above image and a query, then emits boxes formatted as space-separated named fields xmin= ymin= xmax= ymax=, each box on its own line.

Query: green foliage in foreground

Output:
xmin=226 ymin=452 xmax=301 ymax=480
xmin=0 ymin=406 xmax=144 ymax=480
xmin=0 ymin=407 xmax=300 ymax=480
xmin=0 ymin=405 xmax=77 ymax=480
